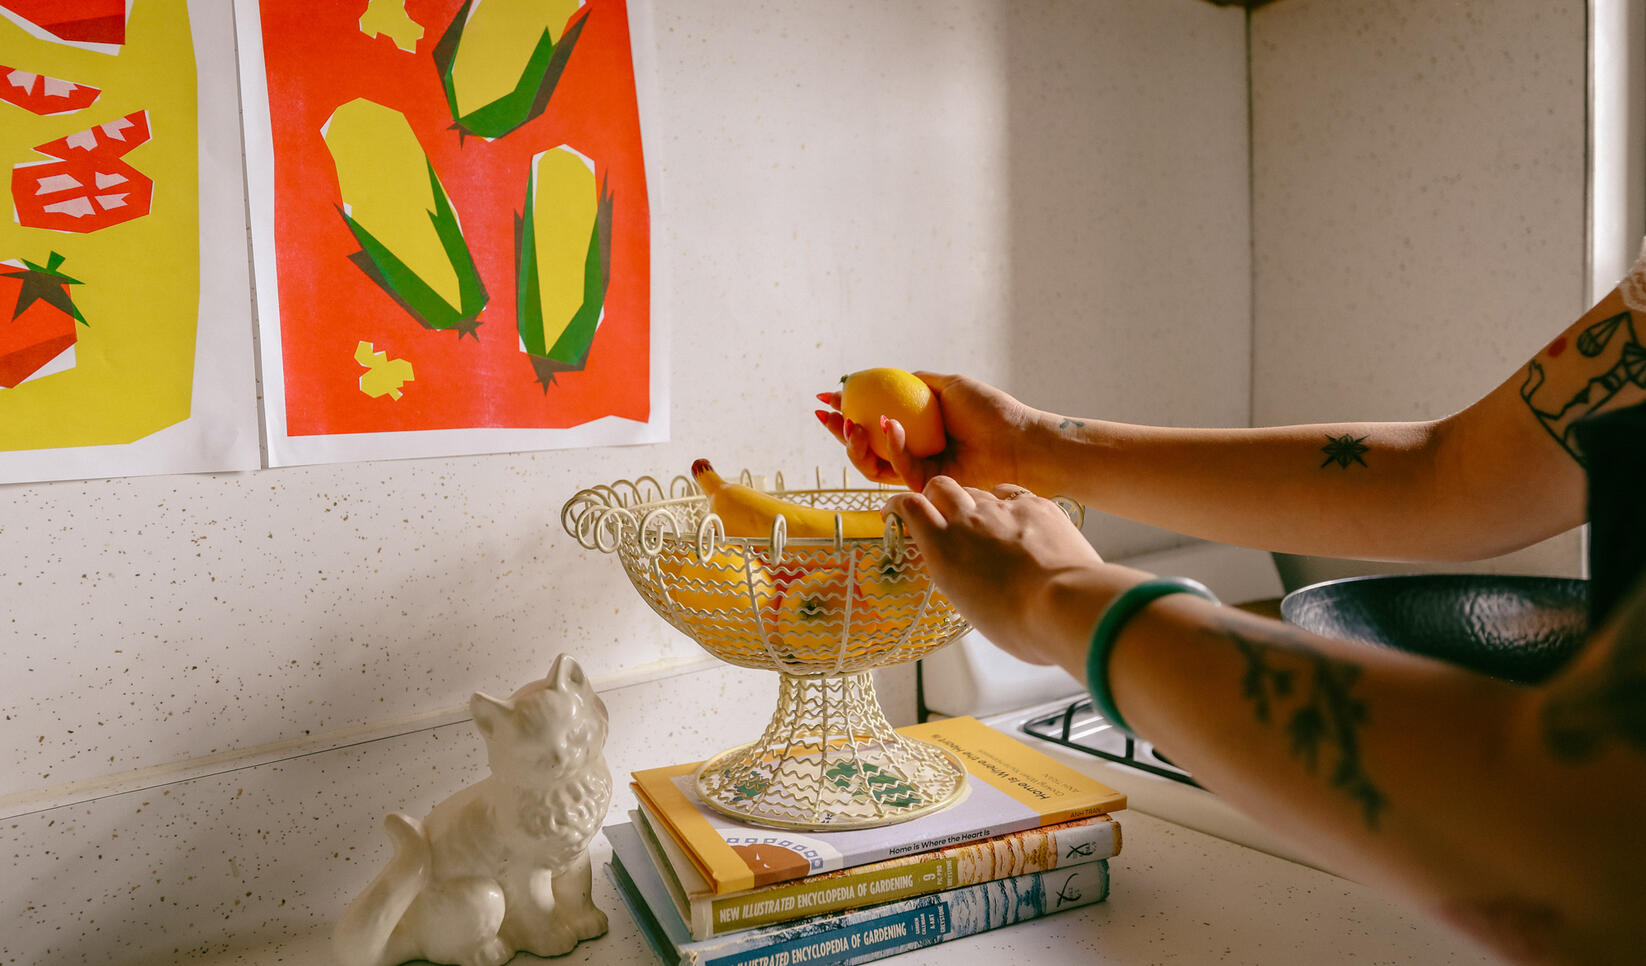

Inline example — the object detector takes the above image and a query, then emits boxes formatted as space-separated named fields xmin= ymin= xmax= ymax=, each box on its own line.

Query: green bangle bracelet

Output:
xmin=1086 ymin=576 xmax=1220 ymax=736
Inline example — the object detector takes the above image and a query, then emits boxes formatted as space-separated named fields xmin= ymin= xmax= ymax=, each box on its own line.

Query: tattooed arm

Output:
xmin=1010 ymin=283 xmax=1627 ymax=558
xmin=1114 ymin=575 xmax=1646 ymax=965
xmin=825 ymin=289 xmax=1644 ymax=561
xmin=882 ymin=479 xmax=1646 ymax=965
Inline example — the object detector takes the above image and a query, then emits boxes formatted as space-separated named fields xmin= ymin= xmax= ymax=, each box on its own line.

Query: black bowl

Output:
xmin=1280 ymin=574 xmax=1589 ymax=685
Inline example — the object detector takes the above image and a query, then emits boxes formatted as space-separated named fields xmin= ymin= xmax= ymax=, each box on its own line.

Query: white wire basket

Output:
xmin=563 ymin=468 xmax=1010 ymax=829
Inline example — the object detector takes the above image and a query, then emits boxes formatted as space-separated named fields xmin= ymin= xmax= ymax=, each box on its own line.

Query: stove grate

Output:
xmin=1020 ymin=697 xmax=1203 ymax=788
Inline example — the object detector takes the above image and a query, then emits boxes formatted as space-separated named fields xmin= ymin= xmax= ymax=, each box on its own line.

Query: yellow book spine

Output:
xmin=631 ymin=763 xmax=759 ymax=893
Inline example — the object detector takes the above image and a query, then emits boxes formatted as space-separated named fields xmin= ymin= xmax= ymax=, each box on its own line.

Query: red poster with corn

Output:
xmin=238 ymin=0 xmax=663 ymax=466
xmin=0 ymin=2 xmax=259 ymax=483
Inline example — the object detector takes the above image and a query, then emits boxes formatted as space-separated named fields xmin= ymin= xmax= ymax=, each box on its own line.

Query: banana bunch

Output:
xmin=690 ymin=459 xmax=885 ymax=539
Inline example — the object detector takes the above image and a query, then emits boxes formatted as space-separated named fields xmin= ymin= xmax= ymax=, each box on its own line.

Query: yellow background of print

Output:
xmin=0 ymin=0 xmax=198 ymax=450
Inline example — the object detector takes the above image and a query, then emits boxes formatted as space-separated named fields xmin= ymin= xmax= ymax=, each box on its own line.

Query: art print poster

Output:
xmin=238 ymin=0 xmax=664 ymax=466
xmin=0 ymin=0 xmax=258 ymax=484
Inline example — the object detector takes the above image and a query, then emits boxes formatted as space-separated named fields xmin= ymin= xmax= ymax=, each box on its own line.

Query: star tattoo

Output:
xmin=1321 ymin=433 xmax=1370 ymax=469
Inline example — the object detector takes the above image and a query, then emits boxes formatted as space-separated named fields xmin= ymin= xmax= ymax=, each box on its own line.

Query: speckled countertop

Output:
xmin=3 ymin=661 xmax=1493 ymax=966
xmin=180 ymin=811 xmax=1495 ymax=966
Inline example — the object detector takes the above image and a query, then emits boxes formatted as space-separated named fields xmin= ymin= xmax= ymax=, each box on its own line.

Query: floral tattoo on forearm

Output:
xmin=1226 ymin=626 xmax=1387 ymax=829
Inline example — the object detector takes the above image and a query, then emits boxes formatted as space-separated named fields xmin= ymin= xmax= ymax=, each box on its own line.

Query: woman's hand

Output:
xmin=816 ymin=372 xmax=1045 ymax=492
xmin=880 ymin=477 xmax=1115 ymax=668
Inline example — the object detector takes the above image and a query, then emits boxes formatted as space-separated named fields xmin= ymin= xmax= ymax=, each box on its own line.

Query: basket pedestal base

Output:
xmin=693 ymin=671 xmax=967 ymax=830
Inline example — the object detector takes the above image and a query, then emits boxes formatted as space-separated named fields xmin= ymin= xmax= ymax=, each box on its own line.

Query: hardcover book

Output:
xmin=631 ymin=715 xmax=1126 ymax=896
xmin=631 ymin=805 xmax=1121 ymax=939
xmin=606 ymin=821 xmax=1111 ymax=966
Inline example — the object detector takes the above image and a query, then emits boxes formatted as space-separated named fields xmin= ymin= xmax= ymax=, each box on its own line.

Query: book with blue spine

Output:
xmin=631 ymin=803 xmax=1121 ymax=939
xmin=606 ymin=821 xmax=1110 ymax=966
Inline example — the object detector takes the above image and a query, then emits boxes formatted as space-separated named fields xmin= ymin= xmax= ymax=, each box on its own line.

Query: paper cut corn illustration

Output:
xmin=516 ymin=145 xmax=611 ymax=388
xmin=323 ymin=98 xmax=488 ymax=337
xmin=433 ymin=0 xmax=587 ymax=140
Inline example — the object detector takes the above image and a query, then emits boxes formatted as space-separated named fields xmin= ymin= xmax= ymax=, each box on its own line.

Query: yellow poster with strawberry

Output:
xmin=0 ymin=0 xmax=258 ymax=484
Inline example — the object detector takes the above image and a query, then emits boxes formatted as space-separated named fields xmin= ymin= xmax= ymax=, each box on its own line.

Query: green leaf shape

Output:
xmin=4 ymin=251 xmax=86 ymax=324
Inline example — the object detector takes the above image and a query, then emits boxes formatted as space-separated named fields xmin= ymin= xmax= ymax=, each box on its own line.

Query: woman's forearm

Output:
xmin=1018 ymin=415 xmax=1459 ymax=557
xmin=1018 ymin=409 xmax=1580 ymax=561
xmin=1012 ymin=289 xmax=1640 ymax=562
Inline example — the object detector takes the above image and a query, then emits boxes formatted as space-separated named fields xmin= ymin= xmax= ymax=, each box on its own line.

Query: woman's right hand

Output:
xmin=816 ymin=372 xmax=1046 ymax=492
xmin=879 ymin=478 xmax=1129 ymax=670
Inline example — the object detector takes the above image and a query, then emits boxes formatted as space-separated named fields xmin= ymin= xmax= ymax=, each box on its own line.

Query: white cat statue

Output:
xmin=334 ymin=654 xmax=613 ymax=966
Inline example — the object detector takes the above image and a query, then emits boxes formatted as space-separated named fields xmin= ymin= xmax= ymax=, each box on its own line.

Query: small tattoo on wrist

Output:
xmin=1058 ymin=417 xmax=1085 ymax=430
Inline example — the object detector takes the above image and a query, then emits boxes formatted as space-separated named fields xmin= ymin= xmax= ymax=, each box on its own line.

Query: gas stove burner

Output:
xmin=1019 ymin=697 xmax=1201 ymax=788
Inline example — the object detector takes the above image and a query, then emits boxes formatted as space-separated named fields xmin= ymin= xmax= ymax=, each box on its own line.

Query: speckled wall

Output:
xmin=0 ymin=1 xmax=1250 ymax=813
xmin=1251 ymin=0 xmax=1589 ymax=580
xmin=1 ymin=1 xmax=1602 ymax=961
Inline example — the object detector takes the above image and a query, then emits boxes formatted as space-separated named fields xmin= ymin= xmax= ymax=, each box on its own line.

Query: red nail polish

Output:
xmin=814 ymin=409 xmax=831 ymax=425
xmin=815 ymin=392 xmax=833 ymax=404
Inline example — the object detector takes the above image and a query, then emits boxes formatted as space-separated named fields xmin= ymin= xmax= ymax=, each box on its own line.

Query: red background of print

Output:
xmin=258 ymin=0 xmax=650 ymax=435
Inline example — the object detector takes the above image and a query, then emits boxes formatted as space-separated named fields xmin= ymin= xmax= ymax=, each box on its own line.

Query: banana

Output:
xmin=691 ymin=459 xmax=885 ymax=539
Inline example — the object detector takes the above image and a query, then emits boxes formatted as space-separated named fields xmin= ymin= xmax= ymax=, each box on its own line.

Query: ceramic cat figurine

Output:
xmin=334 ymin=654 xmax=612 ymax=966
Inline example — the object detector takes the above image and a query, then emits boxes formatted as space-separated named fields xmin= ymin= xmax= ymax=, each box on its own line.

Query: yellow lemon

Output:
xmin=839 ymin=368 xmax=946 ymax=461
xmin=657 ymin=544 xmax=773 ymax=614
xmin=852 ymin=551 xmax=930 ymax=609
xmin=768 ymin=567 xmax=851 ymax=659
xmin=848 ymin=550 xmax=929 ymax=639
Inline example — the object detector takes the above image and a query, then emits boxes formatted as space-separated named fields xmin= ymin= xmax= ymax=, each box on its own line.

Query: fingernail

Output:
xmin=814 ymin=409 xmax=831 ymax=425
xmin=815 ymin=393 xmax=833 ymax=404
xmin=879 ymin=416 xmax=893 ymax=433
xmin=843 ymin=419 xmax=856 ymax=435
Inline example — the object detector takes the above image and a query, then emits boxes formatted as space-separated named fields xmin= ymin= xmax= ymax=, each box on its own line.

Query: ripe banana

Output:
xmin=691 ymin=459 xmax=885 ymax=539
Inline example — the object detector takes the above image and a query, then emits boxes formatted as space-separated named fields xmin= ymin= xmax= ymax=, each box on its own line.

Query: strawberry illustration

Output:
xmin=0 ymin=251 xmax=86 ymax=389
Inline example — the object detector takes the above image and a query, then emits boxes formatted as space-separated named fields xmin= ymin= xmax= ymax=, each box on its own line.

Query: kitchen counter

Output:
xmin=186 ymin=808 xmax=1493 ymax=966
xmin=3 ymin=661 xmax=1493 ymax=966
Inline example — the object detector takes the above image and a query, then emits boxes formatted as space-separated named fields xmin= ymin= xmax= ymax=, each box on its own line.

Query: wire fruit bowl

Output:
xmin=562 ymin=469 xmax=981 ymax=830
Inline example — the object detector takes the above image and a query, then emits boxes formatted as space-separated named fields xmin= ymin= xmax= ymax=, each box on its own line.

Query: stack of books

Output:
xmin=604 ymin=715 xmax=1127 ymax=966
